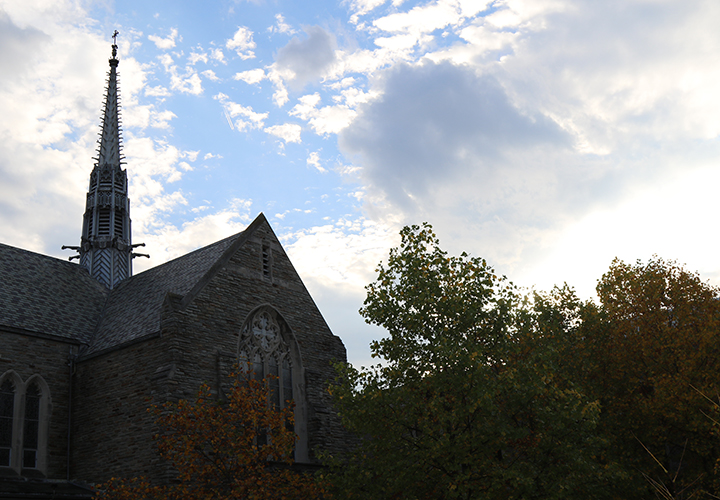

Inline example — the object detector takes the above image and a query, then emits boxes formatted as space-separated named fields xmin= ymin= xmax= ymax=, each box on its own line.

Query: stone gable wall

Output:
xmin=167 ymin=221 xmax=349 ymax=461
xmin=70 ymin=220 xmax=349 ymax=483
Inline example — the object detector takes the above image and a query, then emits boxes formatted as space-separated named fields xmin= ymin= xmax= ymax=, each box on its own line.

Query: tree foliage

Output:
xmin=328 ymin=223 xmax=613 ymax=499
xmin=97 ymin=377 xmax=326 ymax=500
xmin=540 ymin=258 xmax=720 ymax=498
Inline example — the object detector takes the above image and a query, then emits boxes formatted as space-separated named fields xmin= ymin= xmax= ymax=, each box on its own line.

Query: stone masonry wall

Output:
xmin=0 ymin=330 xmax=76 ymax=479
xmin=70 ymin=219 xmax=350 ymax=484
xmin=167 ymin=221 xmax=349 ymax=462
xmin=71 ymin=334 xmax=175 ymax=484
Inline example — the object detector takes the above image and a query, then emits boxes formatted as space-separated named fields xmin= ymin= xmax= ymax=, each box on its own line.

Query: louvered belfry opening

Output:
xmin=77 ymin=39 xmax=134 ymax=289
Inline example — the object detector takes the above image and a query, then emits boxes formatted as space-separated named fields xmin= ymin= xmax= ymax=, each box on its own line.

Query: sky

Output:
xmin=2 ymin=0 xmax=720 ymax=367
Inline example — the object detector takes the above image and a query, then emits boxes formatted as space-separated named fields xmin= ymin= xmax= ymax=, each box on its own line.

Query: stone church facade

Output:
xmin=0 ymin=41 xmax=347 ymax=499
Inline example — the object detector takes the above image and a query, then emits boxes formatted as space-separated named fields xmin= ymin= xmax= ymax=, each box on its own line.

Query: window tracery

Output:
xmin=238 ymin=309 xmax=293 ymax=408
xmin=0 ymin=372 xmax=50 ymax=473
xmin=236 ymin=306 xmax=308 ymax=462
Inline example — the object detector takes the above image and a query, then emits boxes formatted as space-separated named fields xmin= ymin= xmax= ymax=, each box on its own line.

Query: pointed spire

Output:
xmin=97 ymin=30 xmax=122 ymax=170
xmin=63 ymin=31 xmax=148 ymax=289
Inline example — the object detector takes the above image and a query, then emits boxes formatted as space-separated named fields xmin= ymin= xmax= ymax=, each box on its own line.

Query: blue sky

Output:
xmin=2 ymin=0 xmax=720 ymax=367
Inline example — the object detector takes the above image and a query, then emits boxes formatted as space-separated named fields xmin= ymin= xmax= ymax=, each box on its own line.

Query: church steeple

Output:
xmin=64 ymin=32 xmax=146 ymax=288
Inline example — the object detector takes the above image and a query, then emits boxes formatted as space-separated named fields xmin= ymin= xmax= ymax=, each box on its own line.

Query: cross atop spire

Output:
xmin=63 ymin=33 xmax=147 ymax=288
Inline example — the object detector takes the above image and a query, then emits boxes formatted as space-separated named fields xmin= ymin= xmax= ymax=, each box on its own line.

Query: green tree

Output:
xmin=328 ymin=223 xmax=611 ymax=499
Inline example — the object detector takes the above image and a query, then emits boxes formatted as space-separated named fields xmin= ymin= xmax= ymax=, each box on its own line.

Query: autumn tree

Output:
xmin=327 ymin=223 xmax=613 ymax=499
xmin=97 ymin=376 xmax=326 ymax=500
xmin=547 ymin=258 xmax=720 ymax=498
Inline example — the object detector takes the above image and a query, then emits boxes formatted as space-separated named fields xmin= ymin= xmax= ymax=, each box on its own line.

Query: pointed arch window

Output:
xmin=0 ymin=373 xmax=50 ymax=474
xmin=23 ymin=383 xmax=40 ymax=469
xmin=239 ymin=310 xmax=293 ymax=409
xmin=0 ymin=380 xmax=14 ymax=467
xmin=238 ymin=306 xmax=307 ymax=462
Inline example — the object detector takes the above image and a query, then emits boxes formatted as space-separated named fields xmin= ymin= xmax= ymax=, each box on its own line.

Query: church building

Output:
xmin=0 ymin=39 xmax=347 ymax=499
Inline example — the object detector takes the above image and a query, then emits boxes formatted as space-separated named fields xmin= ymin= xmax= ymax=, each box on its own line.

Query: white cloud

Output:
xmin=290 ymin=90 xmax=375 ymax=135
xmin=373 ymin=0 xmax=486 ymax=35
xmin=135 ymin=199 xmax=253 ymax=273
xmin=266 ymin=66 xmax=290 ymax=107
xmin=374 ymin=34 xmax=421 ymax=50
xmin=282 ymin=218 xmax=400 ymax=366
xmin=328 ymin=77 xmax=356 ymax=90
xmin=173 ymin=71 xmax=202 ymax=95
xmin=520 ymin=164 xmax=720 ymax=301
xmin=234 ymin=68 xmax=265 ymax=85
xmin=347 ymin=0 xmax=389 ymax=24
xmin=149 ymin=109 xmax=176 ymax=129
xmin=292 ymin=93 xmax=321 ymax=113
xmin=307 ymin=151 xmax=326 ymax=173
xmin=210 ymin=48 xmax=226 ymax=63
xmin=275 ymin=26 xmax=337 ymax=89
xmin=156 ymin=54 xmax=204 ymax=95
xmin=201 ymin=69 xmax=219 ymax=81
xmin=284 ymin=218 xmax=397 ymax=289
xmin=268 ymin=14 xmax=296 ymax=35
xmin=145 ymin=85 xmax=171 ymax=97
xmin=226 ymin=26 xmax=256 ymax=60
xmin=188 ymin=50 xmax=208 ymax=65
xmin=183 ymin=150 xmax=200 ymax=162
xmin=214 ymin=92 xmax=268 ymax=131
xmin=264 ymin=123 xmax=302 ymax=144
xmin=290 ymin=96 xmax=357 ymax=135
xmin=148 ymin=28 xmax=179 ymax=50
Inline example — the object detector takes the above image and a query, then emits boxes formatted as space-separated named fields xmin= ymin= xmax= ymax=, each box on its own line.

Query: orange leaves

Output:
xmin=97 ymin=376 xmax=326 ymax=500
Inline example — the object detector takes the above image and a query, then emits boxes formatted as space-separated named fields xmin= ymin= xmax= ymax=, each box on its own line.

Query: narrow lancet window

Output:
xmin=282 ymin=358 xmax=293 ymax=405
xmin=23 ymin=384 xmax=40 ymax=469
xmin=0 ymin=380 xmax=14 ymax=467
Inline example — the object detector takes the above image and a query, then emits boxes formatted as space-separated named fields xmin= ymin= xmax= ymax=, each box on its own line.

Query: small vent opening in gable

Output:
xmin=262 ymin=243 xmax=272 ymax=279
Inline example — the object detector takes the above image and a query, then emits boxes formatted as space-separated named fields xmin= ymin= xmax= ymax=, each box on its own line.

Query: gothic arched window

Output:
xmin=0 ymin=379 xmax=14 ymax=467
xmin=23 ymin=383 xmax=40 ymax=469
xmin=0 ymin=372 xmax=50 ymax=474
xmin=239 ymin=309 xmax=293 ymax=409
xmin=238 ymin=306 xmax=308 ymax=462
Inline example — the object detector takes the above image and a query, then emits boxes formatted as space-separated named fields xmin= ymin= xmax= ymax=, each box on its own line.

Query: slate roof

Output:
xmin=0 ymin=242 xmax=108 ymax=344
xmin=1 ymin=214 xmax=265 ymax=355
xmin=85 ymin=228 xmax=247 ymax=355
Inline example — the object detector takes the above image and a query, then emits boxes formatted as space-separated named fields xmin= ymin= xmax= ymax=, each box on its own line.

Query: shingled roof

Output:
xmin=1 ymin=214 xmax=267 ymax=356
xmin=0 ymin=242 xmax=108 ymax=344
xmin=83 ymin=215 xmax=265 ymax=356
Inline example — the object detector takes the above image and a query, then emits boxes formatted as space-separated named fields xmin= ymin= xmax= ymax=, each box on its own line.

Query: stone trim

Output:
xmin=0 ymin=327 xmax=83 ymax=347
xmin=75 ymin=331 xmax=161 ymax=363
